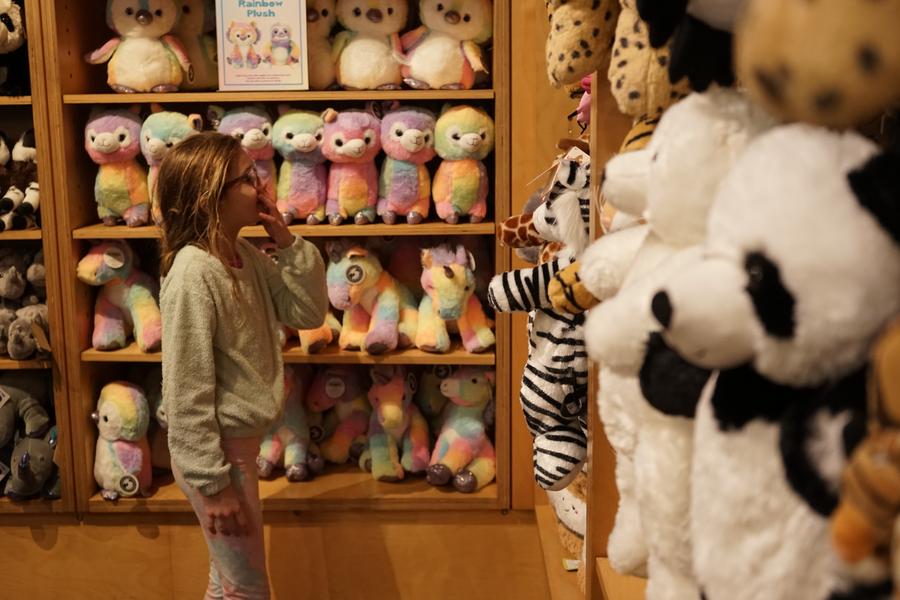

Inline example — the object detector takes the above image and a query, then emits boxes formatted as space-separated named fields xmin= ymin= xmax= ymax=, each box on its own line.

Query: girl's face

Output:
xmin=220 ymin=151 xmax=263 ymax=234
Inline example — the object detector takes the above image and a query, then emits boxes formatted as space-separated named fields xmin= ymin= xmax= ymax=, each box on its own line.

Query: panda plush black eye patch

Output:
xmin=744 ymin=251 xmax=795 ymax=339
xmin=0 ymin=14 xmax=13 ymax=33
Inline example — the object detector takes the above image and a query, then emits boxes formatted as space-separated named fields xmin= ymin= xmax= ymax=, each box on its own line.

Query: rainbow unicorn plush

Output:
xmin=76 ymin=241 xmax=162 ymax=353
xmin=326 ymin=240 xmax=418 ymax=355
xmin=93 ymin=381 xmax=153 ymax=501
xmin=361 ymin=365 xmax=430 ymax=482
xmin=427 ymin=367 xmax=495 ymax=493
xmin=416 ymin=244 xmax=494 ymax=353
xmin=305 ymin=365 xmax=371 ymax=465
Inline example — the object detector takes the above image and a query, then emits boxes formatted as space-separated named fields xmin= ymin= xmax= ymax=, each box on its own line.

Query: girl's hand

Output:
xmin=200 ymin=485 xmax=249 ymax=537
xmin=257 ymin=192 xmax=294 ymax=249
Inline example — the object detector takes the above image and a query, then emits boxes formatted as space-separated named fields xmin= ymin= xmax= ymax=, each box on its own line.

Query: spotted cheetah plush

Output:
xmin=736 ymin=0 xmax=900 ymax=129
xmin=545 ymin=0 xmax=620 ymax=87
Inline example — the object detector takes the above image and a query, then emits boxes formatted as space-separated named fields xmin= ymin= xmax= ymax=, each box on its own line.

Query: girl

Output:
xmin=158 ymin=132 xmax=327 ymax=599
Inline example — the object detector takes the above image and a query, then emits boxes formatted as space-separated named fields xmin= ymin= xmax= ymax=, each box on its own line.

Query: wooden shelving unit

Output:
xmin=0 ymin=96 xmax=33 ymax=106
xmin=0 ymin=229 xmax=41 ymax=240
xmin=595 ymin=559 xmax=647 ymax=600
xmin=42 ymin=0 xmax=511 ymax=516
xmin=535 ymin=504 xmax=583 ymax=600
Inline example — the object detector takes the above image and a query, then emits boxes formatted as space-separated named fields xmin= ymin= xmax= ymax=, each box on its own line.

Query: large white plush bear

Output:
xmin=580 ymin=88 xmax=775 ymax=595
xmin=651 ymin=125 xmax=900 ymax=600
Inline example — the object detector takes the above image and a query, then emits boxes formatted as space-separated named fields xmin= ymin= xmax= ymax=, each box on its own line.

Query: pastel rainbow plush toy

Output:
xmin=261 ymin=23 xmax=301 ymax=66
xmin=427 ymin=367 xmax=495 ymax=492
xmin=297 ymin=310 xmax=342 ymax=354
xmin=361 ymin=365 xmax=430 ymax=482
xmin=305 ymin=365 xmax=371 ymax=465
xmin=140 ymin=105 xmax=203 ymax=224
xmin=92 ymin=381 xmax=153 ymax=501
xmin=272 ymin=107 xmax=327 ymax=225
xmin=85 ymin=107 xmax=150 ymax=227
xmin=378 ymin=106 xmax=436 ymax=224
xmin=171 ymin=0 xmax=218 ymax=90
xmin=208 ymin=105 xmax=276 ymax=200
xmin=416 ymin=244 xmax=494 ymax=354
xmin=332 ymin=0 xmax=408 ymax=90
xmin=306 ymin=0 xmax=338 ymax=90
xmin=76 ymin=240 xmax=162 ymax=353
xmin=433 ymin=105 xmax=494 ymax=224
xmin=325 ymin=240 xmax=418 ymax=355
xmin=401 ymin=0 xmax=492 ymax=90
xmin=321 ymin=108 xmax=382 ymax=225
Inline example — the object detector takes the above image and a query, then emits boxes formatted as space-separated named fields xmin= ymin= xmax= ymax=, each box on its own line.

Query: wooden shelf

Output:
xmin=0 ymin=357 xmax=51 ymax=370
xmin=535 ymin=504 xmax=583 ymax=600
xmin=87 ymin=465 xmax=499 ymax=513
xmin=0 ymin=229 xmax=41 ymax=240
xmin=0 ymin=96 xmax=32 ymax=106
xmin=0 ymin=496 xmax=68 ymax=514
xmin=595 ymin=558 xmax=647 ymax=600
xmin=82 ymin=341 xmax=496 ymax=365
xmin=73 ymin=221 xmax=496 ymax=240
xmin=63 ymin=90 xmax=495 ymax=105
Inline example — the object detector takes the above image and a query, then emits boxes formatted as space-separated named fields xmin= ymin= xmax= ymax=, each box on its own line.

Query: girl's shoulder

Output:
xmin=162 ymin=245 xmax=226 ymax=292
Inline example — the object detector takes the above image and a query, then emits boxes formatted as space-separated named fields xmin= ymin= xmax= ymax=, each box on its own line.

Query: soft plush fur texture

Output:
xmin=85 ymin=107 xmax=150 ymax=227
xmin=377 ymin=106 xmax=436 ymax=224
xmin=307 ymin=0 xmax=338 ymax=90
xmin=140 ymin=106 xmax=202 ymax=224
xmin=6 ymin=426 xmax=57 ymax=500
xmin=0 ymin=0 xmax=29 ymax=96
xmin=433 ymin=105 xmax=494 ymax=223
xmin=0 ymin=129 xmax=39 ymax=232
xmin=225 ymin=21 xmax=261 ymax=69
xmin=653 ymin=125 xmax=900 ymax=600
xmin=545 ymin=0 xmax=619 ymax=87
xmin=86 ymin=0 xmax=191 ymax=93
xmin=321 ymin=108 xmax=382 ymax=224
xmin=172 ymin=0 xmax=217 ymax=90
xmin=401 ymin=0 xmax=492 ymax=90
xmin=273 ymin=107 xmax=327 ymax=225
xmin=736 ymin=0 xmax=900 ymax=129
xmin=0 ymin=372 xmax=49 ymax=450
xmin=76 ymin=240 xmax=162 ymax=353
xmin=333 ymin=0 xmax=408 ymax=90
xmin=8 ymin=303 xmax=48 ymax=360
xmin=209 ymin=105 xmax=276 ymax=199
xmin=305 ymin=366 xmax=371 ymax=465
xmin=93 ymin=381 xmax=152 ymax=500
xmin=414 ymin=365 xmax=452 ymax=433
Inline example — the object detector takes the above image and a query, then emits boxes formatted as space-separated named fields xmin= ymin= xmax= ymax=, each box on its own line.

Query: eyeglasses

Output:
xmin=225 ymin=167 xmax=260 ymax=189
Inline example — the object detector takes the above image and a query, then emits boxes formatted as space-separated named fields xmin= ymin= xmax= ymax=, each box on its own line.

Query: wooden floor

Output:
xmin=0 ymin=511 xmax=552 ymax=600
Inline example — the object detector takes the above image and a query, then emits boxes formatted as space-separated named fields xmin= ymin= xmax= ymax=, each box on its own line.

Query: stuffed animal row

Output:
xmin=0 ymin=248 xmax=48 ymax=360
xmin=0 ymin=129 xmax=40 ymax=232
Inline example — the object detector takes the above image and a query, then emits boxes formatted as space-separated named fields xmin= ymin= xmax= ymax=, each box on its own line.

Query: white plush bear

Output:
xmin=333 ymin=0 xmax=408 ymax=90
xmin=651 ymin=125 xmax=900 ymax=600
xmin=581 ymin=88 xmax=775 ymax=594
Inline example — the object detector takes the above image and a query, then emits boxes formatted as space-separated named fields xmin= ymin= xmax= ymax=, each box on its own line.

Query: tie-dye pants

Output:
xmin=173 ymin=437 xmax=270 ymax=599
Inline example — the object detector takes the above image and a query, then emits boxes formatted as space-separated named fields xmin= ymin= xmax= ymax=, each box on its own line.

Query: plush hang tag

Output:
xmin=32 ymin=322 xmax=51 ymax=353
xmin=562 ymin=558 xmax=580 ymax=572
xmin=0 ymin=462 xmax=8 ymax=485
xmin=0 ymin=387 xmax=9 ymax=410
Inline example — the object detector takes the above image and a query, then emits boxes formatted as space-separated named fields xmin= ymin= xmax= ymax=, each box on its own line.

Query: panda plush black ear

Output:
xmin=848 ymin=147 xmax=900 ymax=247
xmin=668 ymin=16 xmax=735 ymax=91
xmin=637 ymin=0 xmax=688 ymax=48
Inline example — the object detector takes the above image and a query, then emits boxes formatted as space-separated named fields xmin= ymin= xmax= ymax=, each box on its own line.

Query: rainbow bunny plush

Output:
xmin=416 ymin=244 xmax=494 ymax=354
xmin=209 ymin=105 xmax=276 ymax=200
xmin=326 ymin=240 xmax=418 ymax=355
xmin=321 ymin=108 xmax=382 ymax=225
xmin=76 ymin=240 xmax=162 ymax=353
xmin=273 ymin=107 xmax=327 ymax=225
xmin=92 ymin=381 xmax=153 ymax=501
xmin=225 ymin=21 xmax=261 ymax=69
xmin=361 ymin=366 xmax=430 ymax=482
xmin=378 ymin=106 xmax=436 ymax=224
xmin=401 ymin=0 xmax=492 ymax=90
xmin=85 ymin=0 xmax=191 ymax=93
xmin=85 ymin=107 xmax=150 ymax=227
xmin=262 ymin=22 xmax=300 ymax=66
xmin=140 ymin=105 xmax=202 ymax=224
xmin=307 ymin=0 xmax=338 ymax=89
xmin=333 ymin=0 xmax=408 ymax=90
xmin=433 ymin=105 xmax=494 ymax=224
xmin=427 ymin=367 xmax=495 ymax=492
xmin=258 ymin=365 xmax=324 ymax=482
xmin=172 ymin=0 xmax=218 ymax=90
xmin=305 ymin=365 xmax=372 ymax=464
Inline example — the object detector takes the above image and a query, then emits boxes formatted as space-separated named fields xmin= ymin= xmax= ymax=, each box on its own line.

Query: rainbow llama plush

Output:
xmin=209 ymin=105 xmax=276 ymax=199
xmin=427 ymin=367 xmax=495 ymax=492
xmin=93 ymin=381 xmax=153 ymax=501
xmin=322 ymin=108 xmax=382 ymax=225
xmin=140 ymin=105 xmax=202 ymax=224
xmin=273 ymin=107 xmax=327 ymax=225
xmin=433 ymin=105 xmax=494 ymax=223
xmin=76 ymin=240 xmax=162 ymax=353
xmin=305 ymin=365 xmax=372 ymax=464
xmin=416 ymin=244 xmax=494 ymax=353
xmin=378 ymin=106 xmax=436 ymax=224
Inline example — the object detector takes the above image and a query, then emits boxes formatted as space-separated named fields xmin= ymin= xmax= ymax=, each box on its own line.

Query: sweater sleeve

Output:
xmin=246 ymin=236 xmax=328 ymax=331
xmin=161 ymin=276 xmax=231 ymax=496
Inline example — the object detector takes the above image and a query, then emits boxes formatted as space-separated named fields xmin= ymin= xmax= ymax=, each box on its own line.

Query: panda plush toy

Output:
xmin=0 ymin=0 xmax=28 ymax=96
xmin=650 ymin=125 xmax=900 ymax=600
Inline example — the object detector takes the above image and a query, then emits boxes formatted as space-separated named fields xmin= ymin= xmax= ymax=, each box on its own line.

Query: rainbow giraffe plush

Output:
xmin=360 ymin=365 xmax=430 ymax=482
xmin=76 ymin=240 xmax=161 ymax=353
xmin=416 ymin=243 xmax=494 ymax=354
xmin=305 ymin=365 xmax=371 ymax=465
xmin=326 ymin=240 xmax=418 ymax=355
xmin=427 ymin=367 xmax=495 ymax=492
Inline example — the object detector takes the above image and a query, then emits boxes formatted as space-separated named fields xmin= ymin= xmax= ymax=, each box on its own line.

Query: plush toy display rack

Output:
xmin=36 ymin=0 xmax=513 ymax=516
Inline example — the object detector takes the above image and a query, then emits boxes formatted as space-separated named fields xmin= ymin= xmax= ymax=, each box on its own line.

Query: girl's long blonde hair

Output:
xmin=157 ymin=132 xmax=242 ymax=277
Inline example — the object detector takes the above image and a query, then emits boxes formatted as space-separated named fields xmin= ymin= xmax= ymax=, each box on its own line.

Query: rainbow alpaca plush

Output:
xmin=361 ymin=366 xmax=430 ymax=482
xmin=273 ymin=107 xmax=327 ymax=225
xmin=209 ymin=105 xmax=276 ymax=199
xmin=401 ymin=0 xmax=492 ymax=90
xmin=85 ymin=107 xmax=150 ymax=227
xmin=427 ymin=367 xmax=495 ymax=492
xmin=85 ymin=0 xmax=191 ymax=93
xmin=225 ymin=21 xmax=261 ymax=69
xmin=258 ymin=365 xmax=324 ymax=482
xmin=332 ymin=0 xmax=408 ymax=90
xmin=172 ymin=0 xmax=218 ymax=90
xmin=76 ymin=240 xmax=162 ymax=353
xmin=416 ymin=244 xmax=495 ymax=354
xmin=433 ymin=105 xmax=494 ymax=224
xmin=378 ymin=106 xmax=436 ymax=224
xmin=321 ymin=108 xmax=382 ymax=225
xmin=326 ymin=240 xmax=417 ymax=355
xmin=92 ymin=381 xmax=153 ymax=501
xmin=307 ymin=0 xmax=337 ymax=90
xmin=305 ymin=365 xmax=371 ymax=464
xmin=140 ymin=105 xmax=203 ymax=224
xmin=262 ymin=23 xmax=300 ymax=66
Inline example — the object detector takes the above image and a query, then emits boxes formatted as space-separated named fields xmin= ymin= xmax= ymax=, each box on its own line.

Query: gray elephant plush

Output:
xmin=5 ymin=426 xmax=56 ymax=500
xmin=0 ymin=372 xmax=50 ymax=448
